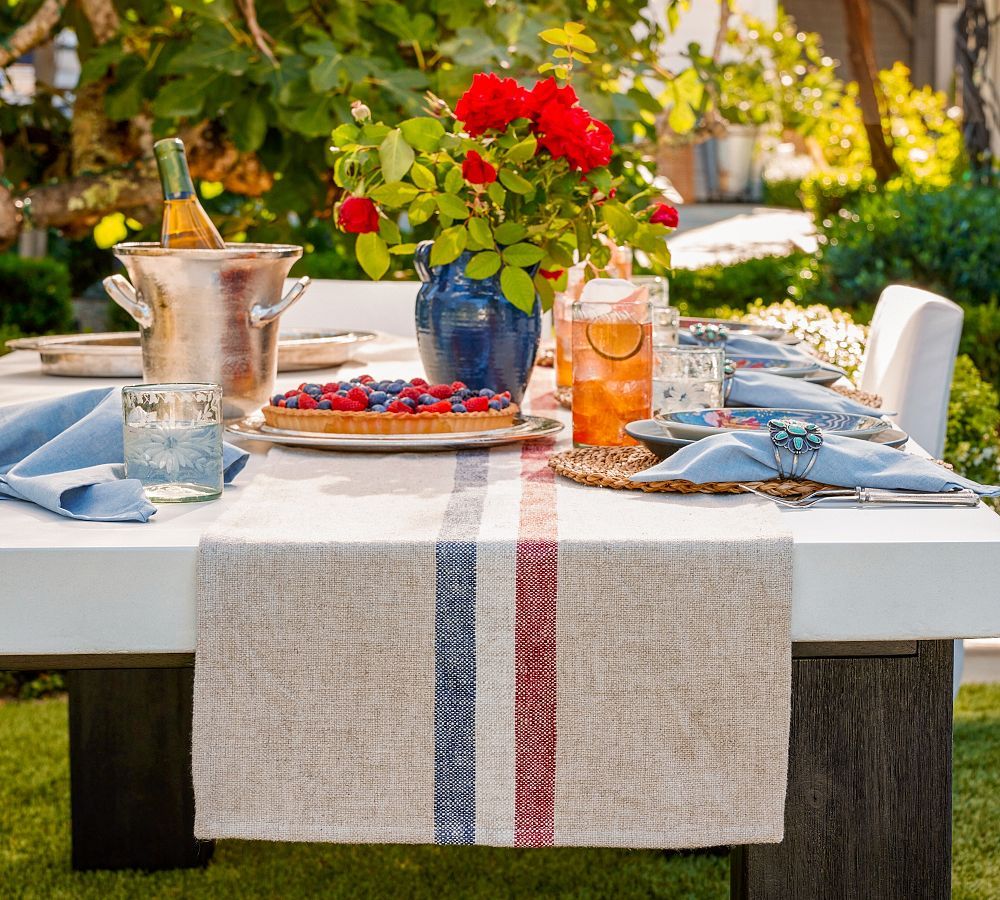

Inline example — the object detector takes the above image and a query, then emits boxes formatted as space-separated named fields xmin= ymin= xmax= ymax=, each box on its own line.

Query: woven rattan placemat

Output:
xmin=548 ymin=445 xmax=829 ymax=498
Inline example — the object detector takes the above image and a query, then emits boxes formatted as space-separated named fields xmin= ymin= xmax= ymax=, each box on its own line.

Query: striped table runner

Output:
xmin=194 ymin=381 xmax=792 ymax=848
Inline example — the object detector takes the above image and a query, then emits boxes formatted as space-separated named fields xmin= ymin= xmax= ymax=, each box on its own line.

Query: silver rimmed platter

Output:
xmin=226 ymin=414 xmax=564 ymax=452
xmin=6 ymin=329 xmax=377 ymax=377
xmin=626 ymin=419 xmax=908 ymax=460
xmin=655 ymin=407 xmax=890 ymax=441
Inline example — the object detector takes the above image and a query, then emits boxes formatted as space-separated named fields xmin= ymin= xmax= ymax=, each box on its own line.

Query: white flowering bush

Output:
xmin=741 ymin=299 xmax=868 ymax=379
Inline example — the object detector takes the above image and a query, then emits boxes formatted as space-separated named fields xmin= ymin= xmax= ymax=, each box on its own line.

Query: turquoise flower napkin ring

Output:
xmin=769 ymin=418 xmax=823 ymax=480
xmin=723 ymin=360 xmax=736 ymax=403
xmin=689 ymin=323 xmax=729 ymax=346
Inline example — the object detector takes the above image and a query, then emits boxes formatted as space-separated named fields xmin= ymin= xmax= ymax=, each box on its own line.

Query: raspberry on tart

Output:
xmin=262 ymin=377 xmax=518 ymax=434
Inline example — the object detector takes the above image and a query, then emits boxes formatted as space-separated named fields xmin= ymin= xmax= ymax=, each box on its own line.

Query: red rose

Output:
xmin=454 ymin=73 xmax=528 ymax=136
xmin=337 ymin=196 xmax=380 ymax=234
xmin=523 ymin=77 xmax=578 ymax=122
xmin=649 ymin=203 xmax=679 ymax=228
xmin=462 ymin=150 xmax=498 ymax=185
xmin=535 ymin=103 xmax=613 ymax=174
xmin=539 ymin=268 xmax=564 ymax=280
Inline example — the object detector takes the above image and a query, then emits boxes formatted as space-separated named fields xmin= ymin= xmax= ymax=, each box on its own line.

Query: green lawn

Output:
xmin=1 ymin=686 xmax=997 ymax=899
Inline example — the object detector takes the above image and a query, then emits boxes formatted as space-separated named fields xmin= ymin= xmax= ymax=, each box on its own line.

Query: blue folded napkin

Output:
xmin=0 ymin=388 xmax=249 ymax=522
xmin=726 ymin=368 xmax=887 ymax=416
xmin=630 ymin=430 xmax=1000 ymax=496
xmin=681 ymin=330 xmax=847 ymax=377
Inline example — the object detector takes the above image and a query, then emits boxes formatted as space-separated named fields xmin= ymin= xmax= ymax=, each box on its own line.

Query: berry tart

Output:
xmin=262 ymin=376 xmax=518 ymax=435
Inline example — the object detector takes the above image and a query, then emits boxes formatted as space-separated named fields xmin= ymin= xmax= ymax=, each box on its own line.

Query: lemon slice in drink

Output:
xmin=585 ymin=318 xmax=645 ymax=361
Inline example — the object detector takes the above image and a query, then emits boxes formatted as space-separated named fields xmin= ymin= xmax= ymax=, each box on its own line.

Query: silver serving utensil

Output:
xmin=739 ymin=485 xmax=981 ymax=509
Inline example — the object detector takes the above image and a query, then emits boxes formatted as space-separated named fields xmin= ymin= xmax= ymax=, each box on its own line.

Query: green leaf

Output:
xmin=467 ymin=218 xmax=493 ymax=250
xmin=534 ymin=272 xmax=556 ymax=312
xmin=498 ymin=169 xmax=533 ymax=195
xmin=361 ymin=123 xmax=392 ymax=144
xmin=410 ymin=163 xmax=437 ymax=191
xmin=465 ymin=251 xmax=502 ymax=279
xmin=486 ymin=182 xmax=507 ymax=206
xmin=494 ymin=222 xmax=528 ymax=245
xmin=587 ymin=168 xmax=613 ymax=196
xmin=436 ymin=193 xmax=469 ymax=219
xmin=502 ymin=243 xmax=545 ymax=266
xmin=567 ymin=32 xmax=597 ymax=53
xmin=506 ymin=136 xmax=537 ymax=164
xmin=153 ymin=76 xmax=215 ymax=118
xmin=105 ymin=77 xmax=144 ymax=120
xmin=378 ymin=129 xmax=415 ymax=183
xmin=332 ymin=123 xmax=360 ymax=146
xmin=310 ymin=54 xmax=344 ymax=92
xmin=500 ymin=265 xmax=537 ymax=314
xmin=356 ymin=232 xmax=389 ymax=280
xmin=399 ymin=117 xmax=445 ymax=152
xmin=408 ymin=193 xmax=436 ymax=225
xmin=444 ymin=166 xmax=465 ymax=195
xmin=574 ymin=218 xmax=593 ymax=257
xmin=538 ymin=28 xmax=570 ymax=46
xmin=600 ymin=201 xmax=638 ymax=241
xmin=430 ymin=225 xmax=468 ymax=266
xmin=389 ymin=243 xmax=418 ymax=255
xmin=369 ymin=182 xmax=421 ymax=207
xmin=667 ymin=101 xmax=697 ymax=135
xmin=379 ymin=217 xmax=402 ymax=244
xmin=226 ymin=97 xmax=268 ymax=152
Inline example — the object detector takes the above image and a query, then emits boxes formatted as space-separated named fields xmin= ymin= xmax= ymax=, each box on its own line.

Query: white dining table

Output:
xmin=1 ymin=294 xmax=996 ymax=896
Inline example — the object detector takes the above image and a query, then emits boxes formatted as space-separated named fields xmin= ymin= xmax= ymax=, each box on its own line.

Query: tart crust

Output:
xmin=262 ymin=403 xmax=519 ymax=435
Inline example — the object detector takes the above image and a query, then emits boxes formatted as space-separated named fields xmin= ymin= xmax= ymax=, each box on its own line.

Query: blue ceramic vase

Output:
xmin=414 ymin=240 xmax=542 ymax=404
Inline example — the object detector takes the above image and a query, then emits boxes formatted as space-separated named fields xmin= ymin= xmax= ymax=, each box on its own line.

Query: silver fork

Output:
xmin=738 ymin=484 xmax=981 ymax=509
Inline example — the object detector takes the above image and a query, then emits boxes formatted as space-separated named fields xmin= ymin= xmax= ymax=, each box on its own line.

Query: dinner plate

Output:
xmin=680 ymin=316 xmax=786 ymax=341
xmin=729 ymin=357 xmax=821 ymax=378
xmin=655 ymin=408 xmax=890 ymax=441
xmin=227 ymin=414 xmax=563 ymax=452
xmin=626 ymin=419 xmax=909 ymax=460
xmin=5 ymin=330 xmax=377 ymax=376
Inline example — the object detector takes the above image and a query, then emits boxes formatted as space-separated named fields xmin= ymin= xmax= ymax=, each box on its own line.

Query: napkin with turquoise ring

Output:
xmin=630 ymin=430 xmax=1000 ymax=496
xmin=726 ymin=368 xmax=888 ymax=416
xmin=0 ymin=387 xmax=249 ymax=522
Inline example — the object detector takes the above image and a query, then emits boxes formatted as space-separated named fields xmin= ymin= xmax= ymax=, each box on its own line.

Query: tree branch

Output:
xmin=79 ymin=0 xmax=119 ymax=43
xmin=0 ymin=0 xmax=64 ymax=68
xmin=235 ymin=0 xmax=277 ymax=64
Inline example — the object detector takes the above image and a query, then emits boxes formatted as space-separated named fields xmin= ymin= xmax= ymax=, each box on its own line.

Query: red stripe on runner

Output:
xmin=514 ymin=380 xmax=559 ymax=847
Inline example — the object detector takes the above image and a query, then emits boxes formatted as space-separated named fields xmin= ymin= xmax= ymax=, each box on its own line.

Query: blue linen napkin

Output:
xmin=0 ymin=388 xmax=249 ymax=521
xmin=681 ymin=330 xmax=847 ymax=377
xmin=726 ymin=368 xmax=888 ymax=416
xmin=630 ymin=430 xmax=1000 ymax=496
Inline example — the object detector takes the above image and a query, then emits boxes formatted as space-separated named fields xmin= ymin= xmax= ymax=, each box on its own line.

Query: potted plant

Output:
xmin=329 ymin=23 xmax=675 ymax=402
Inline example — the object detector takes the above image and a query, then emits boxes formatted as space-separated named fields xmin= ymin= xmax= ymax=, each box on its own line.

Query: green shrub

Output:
xmin=668 ymin=253 xmax=807 ymax=317
xmin=0 ymin=254 xmax=73 ymax=334
xmin=0 ymin=670 xmax=65 ymax=700
xmin=0 ymin=323 xmax=23 ymax=358
xmin=946 ymin=354 xmax=1000 ymax=485
xmin=761 ymin=178 xmax=803 ymax=210
xmin=959 ymin=301 xmax=1000 ymax=392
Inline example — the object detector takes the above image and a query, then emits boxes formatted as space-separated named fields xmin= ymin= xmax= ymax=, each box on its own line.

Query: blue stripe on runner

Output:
xmin=434 ymin=449 xmax=490 ymax=844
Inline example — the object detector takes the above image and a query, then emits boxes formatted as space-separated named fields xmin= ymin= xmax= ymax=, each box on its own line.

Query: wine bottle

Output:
xmin=154 ymin=138 xmax=226 ymax=250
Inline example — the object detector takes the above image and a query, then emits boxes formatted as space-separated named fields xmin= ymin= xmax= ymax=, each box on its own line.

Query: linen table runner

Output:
xmin=194 ymin=392 xmax=793 ymax=848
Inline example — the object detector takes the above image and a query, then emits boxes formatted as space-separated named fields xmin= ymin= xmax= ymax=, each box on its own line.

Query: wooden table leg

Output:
xmin=731 ymin=640 xmax=952 ymax=899
xmin=67 ymin=666 xmax=214 ymax=871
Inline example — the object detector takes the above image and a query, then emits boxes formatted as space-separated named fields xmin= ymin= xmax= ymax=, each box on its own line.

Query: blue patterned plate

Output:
xmin=729 ymin=356 xmax=834 ymax=382
xmin=626 ymin=419 xmax=908 ymax=459
xmin=655 ymin=407 xmax=890 ymax=441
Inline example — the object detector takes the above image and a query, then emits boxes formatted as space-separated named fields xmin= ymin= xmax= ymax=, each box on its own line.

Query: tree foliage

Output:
xmin=1 ymin=0 xmax=676 ymax=248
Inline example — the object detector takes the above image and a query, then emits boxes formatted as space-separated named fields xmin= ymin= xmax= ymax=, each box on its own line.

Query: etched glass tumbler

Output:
xmin=122 ymin=383 xmax=223 ymax=502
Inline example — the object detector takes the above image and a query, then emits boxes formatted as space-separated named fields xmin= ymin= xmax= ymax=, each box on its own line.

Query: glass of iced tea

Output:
xmin=572 ymin=281 xmax=652 ymax=447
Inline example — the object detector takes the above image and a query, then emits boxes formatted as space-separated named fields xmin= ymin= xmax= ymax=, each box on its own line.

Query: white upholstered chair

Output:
xmin=859 ymin=285 xmax=965 ymax=693
xmin=281 ymin=278 xmax=420 ymax=338
xmin=860 ymin=285 xmax=963 ymax=459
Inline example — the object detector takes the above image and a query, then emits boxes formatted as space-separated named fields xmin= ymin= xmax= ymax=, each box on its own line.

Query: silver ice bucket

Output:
xmin=104 ymin=243 xmax=310 ymax=421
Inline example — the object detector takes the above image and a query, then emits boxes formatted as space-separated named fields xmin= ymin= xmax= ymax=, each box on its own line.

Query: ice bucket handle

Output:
xmin=250 ymin=276 xmax=312 ymax=328
xmin=103 ymin=274 xmax=154 ymax=329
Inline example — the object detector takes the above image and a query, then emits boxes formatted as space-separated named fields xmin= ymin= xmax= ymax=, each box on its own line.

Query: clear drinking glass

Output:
xmin=572 ymin=284 xmax=652 ymax=447
xmin=122 ymin=383 xmax=223 ymax=502
xmin=632 ymin=275 xmax=679 ymax=348
xmin=653 ymin=347 xmax=725 ymax=416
